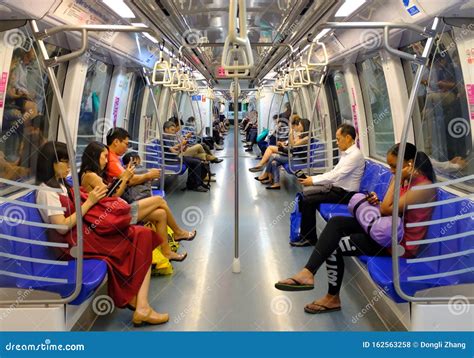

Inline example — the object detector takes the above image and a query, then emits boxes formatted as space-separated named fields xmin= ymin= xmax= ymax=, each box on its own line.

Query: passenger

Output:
xmin=17 ymin=114 xmax=47 ymax=174
xmin=243 ymin=111 xmax=259 ymax=152
xmin=256 ymin=118 xmax=310 ymax=190
xmin=164 ymin=120 xmax=222 ymax=163
xmin=186 ymin=116 xmax=224 ymax=151
xmin=163 ymin=121 xmax=211 ymax=192
xmin=35 ymin=141 xmax=169 ymax=326
xmin=291 ymin=124 xmax=364 ymax=247
xmin=275 ymin=143 xmax=436 ymax=315
xmin=248 ymin=115 xmax=299 ymax=172
xmin=256 ymin=114 xmax=278 ymax=158
xmin=81 ymin=141 xmax=192 ymax=261
xmin=120 ymin=152 xmax=153 ymax=203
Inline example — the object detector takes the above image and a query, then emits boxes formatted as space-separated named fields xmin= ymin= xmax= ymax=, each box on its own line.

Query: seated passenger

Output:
xmin=163 ymin=121 xmax=212 ymax=192
xmin=106 ymin=128 xmax=197 ymax=245
xmin=248 ymin=115 xmax=299 ymax=172
xmin=275 ymin=143 xmax=436 ymax=315
xmin=256 ymin=118 xmax=310 ymax=190
xmin=120 ymin=152 xmax=152 ymax=203
xmin=291 ymin=124 xmax=364 ymax=247
xmin=81 ymin=141 xmax=194 ymax=261
xmin=35 ymin=141 xmax=169 ymax=326
xmin=256 ymin=114 xmax=279 ymax=158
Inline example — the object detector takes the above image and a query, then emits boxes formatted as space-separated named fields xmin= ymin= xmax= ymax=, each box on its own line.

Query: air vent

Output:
xmin=154 ymin=0 xmax=170 ymax=16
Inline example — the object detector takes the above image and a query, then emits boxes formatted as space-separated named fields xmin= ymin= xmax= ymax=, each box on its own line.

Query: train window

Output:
xmin=402 ymin=32 xmax=473 ymax=190
xmin=327 ymin=71 xmax=352 ymax=127
xmin=77 ymin=58 xmax=113 ymax=158
xmin=357 ymin=56 xmax=395 ymax=159
xmin=0 ymin=32 xmax=67 ymax=190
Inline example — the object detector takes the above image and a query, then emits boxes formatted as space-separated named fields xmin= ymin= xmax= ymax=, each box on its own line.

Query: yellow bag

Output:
xmin=167 ymin=227 xmax=180 ymax=253
xmin=144 ymin=222 xmax=174 ymax=276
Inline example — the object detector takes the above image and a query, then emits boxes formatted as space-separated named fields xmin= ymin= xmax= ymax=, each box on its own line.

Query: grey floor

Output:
xmin=92 ymin=127 xmax=386 ymax=331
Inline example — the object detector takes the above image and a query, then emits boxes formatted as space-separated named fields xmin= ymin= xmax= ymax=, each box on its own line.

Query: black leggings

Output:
xmin=304 ymin=216 xmax=389 ymax=296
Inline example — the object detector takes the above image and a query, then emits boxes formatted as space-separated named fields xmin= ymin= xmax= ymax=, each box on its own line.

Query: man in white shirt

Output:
xmin=291 ymin=124 xmax=365 ymax=247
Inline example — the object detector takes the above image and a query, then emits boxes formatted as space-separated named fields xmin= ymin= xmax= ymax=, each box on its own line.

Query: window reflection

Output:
xmin=403 ymin=32 xmax=472 ymax=184
xmin=357 ymin=56 xmax=395 ymax=158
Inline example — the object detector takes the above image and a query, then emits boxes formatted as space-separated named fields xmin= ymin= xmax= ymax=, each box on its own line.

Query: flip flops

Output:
xmin=274 ymin=278 xmax=314 ymax=292
xmin=169 ymin=252 xmax=188 ymax=262
xmin=304 ymin=302 xmax=341 ymax=314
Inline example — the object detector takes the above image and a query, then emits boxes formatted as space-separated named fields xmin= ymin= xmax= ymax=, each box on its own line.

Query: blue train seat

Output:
xmin=146 ymin=140 xmax=187 ymax=175
xmin=0 ymin=191 xmax=107 ymax=305
xmin=315 ymin=159 xmax=473 ymax=302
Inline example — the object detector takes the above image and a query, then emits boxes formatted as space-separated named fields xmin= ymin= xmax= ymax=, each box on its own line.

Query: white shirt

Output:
xmin=36 ymin=183 xmax=67 ymax=223
xmin=311 ymin=144 xmax=365 ymax=192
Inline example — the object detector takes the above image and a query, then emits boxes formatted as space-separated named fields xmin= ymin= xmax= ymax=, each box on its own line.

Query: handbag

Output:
xmin=348 ymin=193 xmax=404 ymax=247
xmin=70 ymin=188 xmax=132 ymax=235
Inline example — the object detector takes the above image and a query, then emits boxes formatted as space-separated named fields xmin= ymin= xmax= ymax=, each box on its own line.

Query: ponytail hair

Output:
xmin=387 ymin=143 xmax=436 ymax=183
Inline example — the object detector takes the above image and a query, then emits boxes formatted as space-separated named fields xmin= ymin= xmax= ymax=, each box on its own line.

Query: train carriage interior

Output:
xmin=0 ymin=0 xmax=472 ymax=333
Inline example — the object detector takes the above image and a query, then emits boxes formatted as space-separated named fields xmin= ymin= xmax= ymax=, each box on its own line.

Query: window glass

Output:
xmin=327 ymin=70 xmax=352 ymax=127
xmin=402 ymin=31 xmax=472 ymax=188
xmin=0 ymin=29 xmax=67 ymax=189
xmin=357 ymin=56 xmax=395 ymax=158
xmin=76 ymin=58 xmax=112 ymax=159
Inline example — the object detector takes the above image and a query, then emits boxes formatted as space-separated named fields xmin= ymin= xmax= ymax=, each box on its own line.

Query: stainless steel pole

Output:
xmin=232 ymin=77 xmax=240 ymax=273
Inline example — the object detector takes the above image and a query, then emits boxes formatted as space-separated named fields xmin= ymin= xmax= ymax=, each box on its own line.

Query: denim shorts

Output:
xmin=130 ymin=201 xmax=139 ymax=225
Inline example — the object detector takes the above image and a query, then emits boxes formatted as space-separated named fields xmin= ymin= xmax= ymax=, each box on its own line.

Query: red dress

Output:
xmin=55 ymin=192 xmax=162 ymax=308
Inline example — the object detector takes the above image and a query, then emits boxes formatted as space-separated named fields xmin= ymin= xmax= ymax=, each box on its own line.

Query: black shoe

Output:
xmin=211 ymin=158 xmax=224 ymax=163
xmin=245 ymin=148 xmax=253 ymax=152
xmin=289 ymin=238 xmax=314 ymax=247
xmin=210 ymin=173 xmax=216 ymax=177
xmin=189 ymin=185 xmax=208 ymax=192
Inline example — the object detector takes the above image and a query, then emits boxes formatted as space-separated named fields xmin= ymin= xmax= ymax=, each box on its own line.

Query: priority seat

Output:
xmin=0 ymin=191 xmax=107 ymax=305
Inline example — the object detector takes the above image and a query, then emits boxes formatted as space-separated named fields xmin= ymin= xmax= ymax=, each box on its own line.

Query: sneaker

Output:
xmin=289 ymin=238 xmax=314 ymax=247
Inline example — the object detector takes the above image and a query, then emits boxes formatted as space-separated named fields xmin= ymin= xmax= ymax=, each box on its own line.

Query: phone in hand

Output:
xmin=106 ymin=178 xmax=123 ymax=197
xmin=295 ymin=170 xmax=307 ymax=179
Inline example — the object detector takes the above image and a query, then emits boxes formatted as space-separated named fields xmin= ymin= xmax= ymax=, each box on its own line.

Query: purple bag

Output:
xmin=348 ymin=193 xmax=404 ymax=248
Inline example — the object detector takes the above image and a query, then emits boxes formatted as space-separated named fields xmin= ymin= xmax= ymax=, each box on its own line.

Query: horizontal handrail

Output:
xmin=407 ymin=267 xmax=473 ymax=282
xmin=0 ymin=197 xmax=66 ymax=212
xmin=406 ymin=194 xmax=474 ymax=210
xmin=0 ymin=215 xmax=68 ymax=230
xmin=406 ymin=231 xmax=474 ymax=246
xmin=405 ymin=212 xmax=472 ymax=228
xmin=0 ymin=178 xmax=64 ymax=193
xmin=0 ymin=252 xmax=68 ymax=266
xmin=406 ymin=249 xmax=474 ymax=264
xmin=411 ymin=174 xmax=474 ymax=190
xmin=0 ymin=270 xmax=68 ymax=284
xmin=0 ymin=233 xmax=68 ymax=248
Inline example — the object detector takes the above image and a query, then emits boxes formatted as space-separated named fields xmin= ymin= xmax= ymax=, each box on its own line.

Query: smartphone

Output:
xmin=106 ymin=178 xmax=123 ymax=197
xmin=295 ymin=170 xmax=307 ymax=179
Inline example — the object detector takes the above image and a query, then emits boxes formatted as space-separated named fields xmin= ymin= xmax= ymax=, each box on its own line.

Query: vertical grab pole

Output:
xmin=143 ymin=68 xmax=166 ymax=192
xmin=232 ymin=77 xmax=241 ymax=273
xmin=29 ymin=20 xmax=84 ymax=302
xmin=391 ymin=17 xmax=439 ymax=301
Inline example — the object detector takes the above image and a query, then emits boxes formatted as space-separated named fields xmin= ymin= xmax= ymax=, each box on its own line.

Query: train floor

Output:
xmin=92 ymin=127 xmax=387 ymax=331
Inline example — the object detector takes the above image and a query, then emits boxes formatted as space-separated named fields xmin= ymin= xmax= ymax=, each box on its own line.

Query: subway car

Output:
xmin=0 ymin=0 xmax=472 ymax=333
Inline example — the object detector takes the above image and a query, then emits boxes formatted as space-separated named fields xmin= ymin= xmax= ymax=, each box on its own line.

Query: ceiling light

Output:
xmin=131 ymin=22 xmax=148 ymax=27
xmin=142 ymin=32 xmax=159 ymax=43
xmin=315 ymin=28 xmax=331 ymax=41
xmin=102 ymin=0 xmax=135 ymax=18
xmin=335 ymin=0 xmax=366 ymax=17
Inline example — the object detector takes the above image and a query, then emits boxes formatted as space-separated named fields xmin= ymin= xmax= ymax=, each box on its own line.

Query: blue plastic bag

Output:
xmin=289 ymin=193 xmax=303 ymax=243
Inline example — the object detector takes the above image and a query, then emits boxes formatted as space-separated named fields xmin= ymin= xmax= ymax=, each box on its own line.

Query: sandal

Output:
xmin=175 ymin=230 xmax=197 ymax=242
xmin=274 ymin=278 xmax=314 ymax=291
xmin=304 ymin=302 xmax=341 ymax=314
xmin=169 ymin=252 xmax=188 ymax=262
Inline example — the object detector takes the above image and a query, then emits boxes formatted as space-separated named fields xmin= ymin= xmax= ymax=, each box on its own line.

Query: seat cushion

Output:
xmin=319 ymin=203 xmax=351 ymax=221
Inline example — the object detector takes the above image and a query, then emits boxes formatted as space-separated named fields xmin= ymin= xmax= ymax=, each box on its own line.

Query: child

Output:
xmin=121 ymin=152 xmax=153 ymax=203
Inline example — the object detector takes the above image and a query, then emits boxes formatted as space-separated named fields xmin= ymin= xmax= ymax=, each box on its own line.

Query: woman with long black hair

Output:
xmin=275 ymin=143 xmax=437 ymax=314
